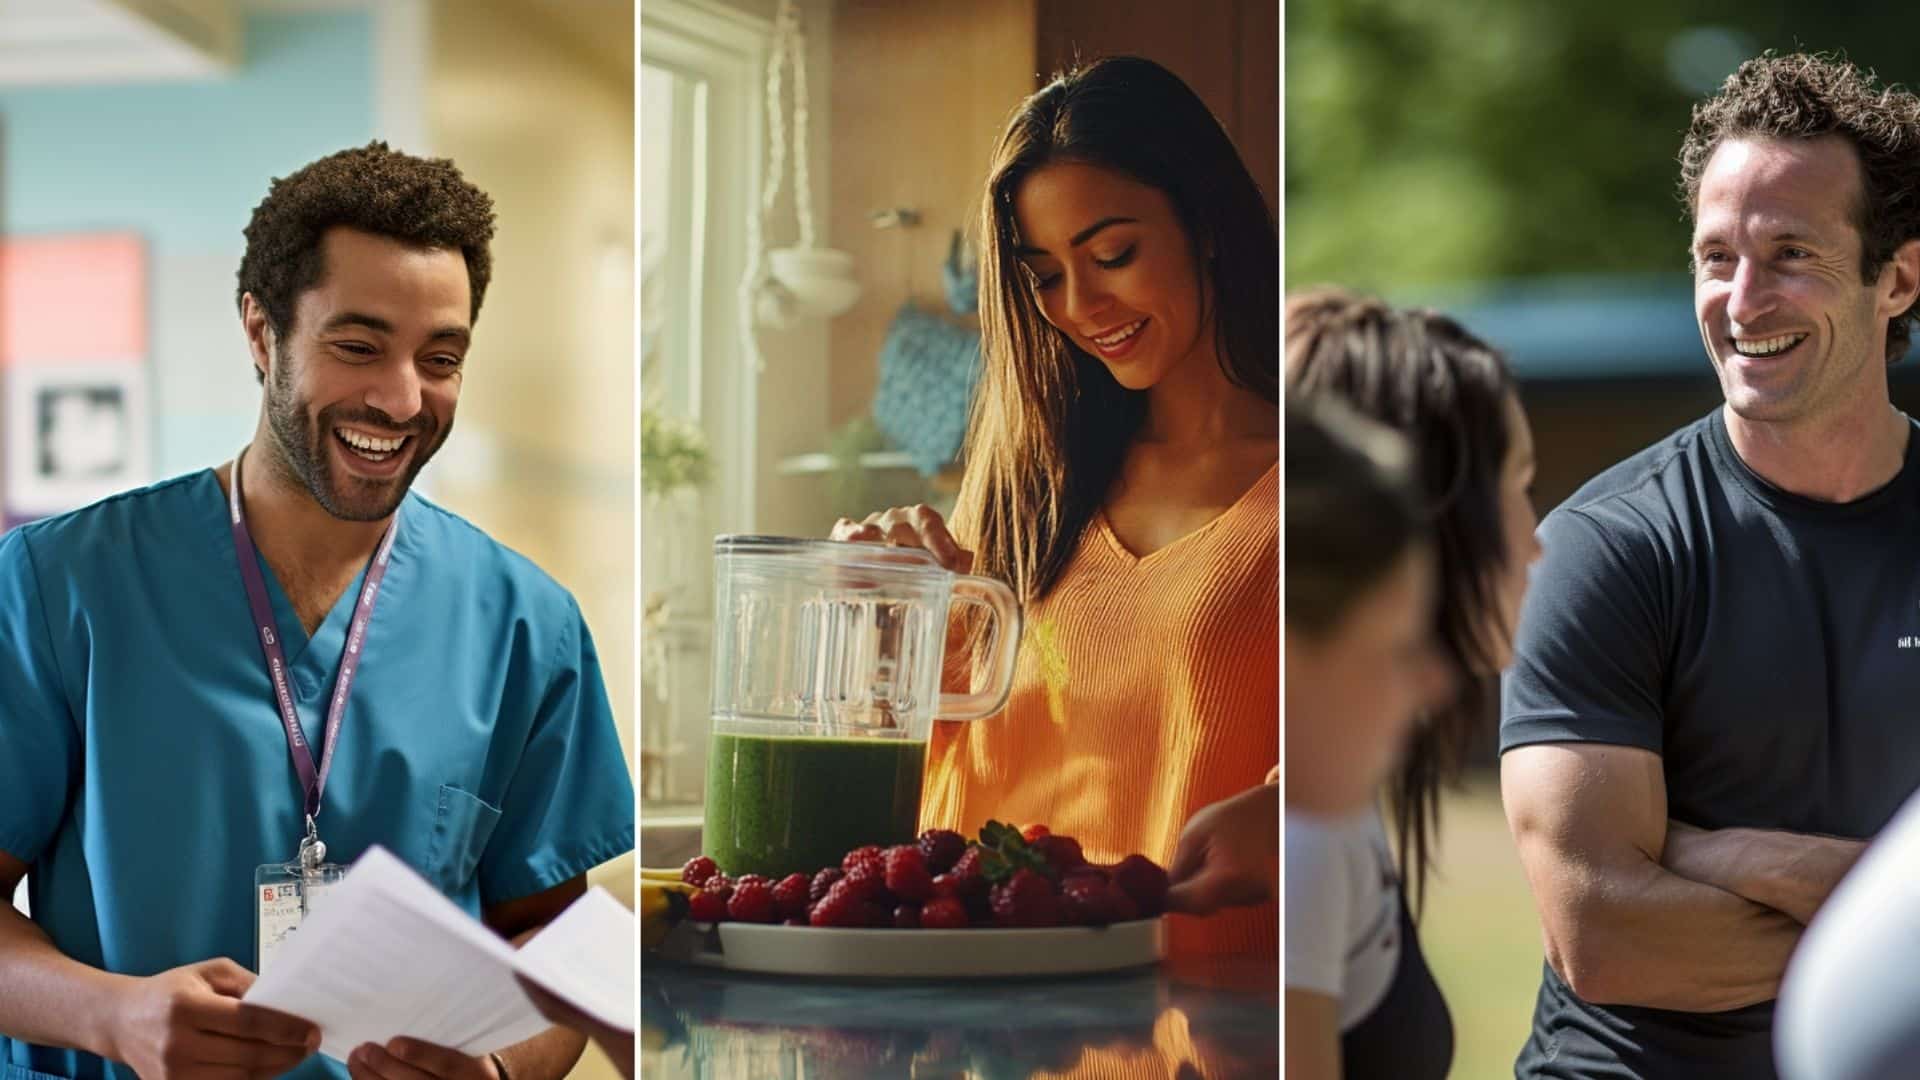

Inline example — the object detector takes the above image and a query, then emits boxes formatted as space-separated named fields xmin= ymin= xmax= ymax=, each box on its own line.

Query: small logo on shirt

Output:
xmin=1900 ymin=636 xmax=1920 ymax=649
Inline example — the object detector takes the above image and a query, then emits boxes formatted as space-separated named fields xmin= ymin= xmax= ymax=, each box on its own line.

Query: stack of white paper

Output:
xmin=242 ymin=846 xmax=601 ymax=1061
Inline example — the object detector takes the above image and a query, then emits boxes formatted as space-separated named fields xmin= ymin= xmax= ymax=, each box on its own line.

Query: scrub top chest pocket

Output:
xmin=426 ymin=783 xmax=503 ymax=893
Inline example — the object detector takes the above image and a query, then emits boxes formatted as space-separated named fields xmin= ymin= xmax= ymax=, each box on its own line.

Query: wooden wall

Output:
xmin=827 ymin=0 xmax=1038 ymax=428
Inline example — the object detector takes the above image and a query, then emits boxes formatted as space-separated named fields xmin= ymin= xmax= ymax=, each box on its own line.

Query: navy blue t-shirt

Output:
xmin=1501 ymin=408 xmax=1920 ymax=1078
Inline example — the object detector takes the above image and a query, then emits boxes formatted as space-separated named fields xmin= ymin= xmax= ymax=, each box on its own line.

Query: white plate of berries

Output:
xmin=660 ymin=822 xmax=1169 ymax=978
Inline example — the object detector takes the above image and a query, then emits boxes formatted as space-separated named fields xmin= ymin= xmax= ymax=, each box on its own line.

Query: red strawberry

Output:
xmin=917 ymin=829 xmax=968 ymax=875
xmin=1111 ymin=855 xmax=1169 ymax=916
xmin=948 ymin=847 xmax=989 ymax=896
xmin=809 ymin=880 xmax=866 ymax=927
xmin=810 ymin=867 xmax=844 ymax=904
xmin=884 ymin=845 xmax=935 ymax=901
xmin=727 ymin=880 xmax=777 ymax=923
xmin=1030 ymin=835 xmax=1086 ymax=878
xmin=920 ymin=896 xmax=969 ymax=929
xmin=687 ymin=888 xmax=728 ymax=922
xmin=1021 ymin=824 xmax=1051 ymax=844
xmin=841 ymin=845 xmax=884 ymax=873
xmin=681 ymin=855 xmax=720 ymax=887
xmin=892 ymin=903 xmax=922 ymax=929
xmin=772 ymin=873 xmax=812 ymax=920
xmin=1061 ymin=874 xmax=1138 ymax=925
xmin=990 ymin=868 xmax=1063 ymax=928
xmin=702 ymin=873 xmax=735 ymax=901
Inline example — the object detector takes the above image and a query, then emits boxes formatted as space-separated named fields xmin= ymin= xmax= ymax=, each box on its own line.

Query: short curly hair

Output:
xmin=1678 ymin=52 xmax=1920 ymax=363
xmin=236 ymin=141 xmax=496 ymax=349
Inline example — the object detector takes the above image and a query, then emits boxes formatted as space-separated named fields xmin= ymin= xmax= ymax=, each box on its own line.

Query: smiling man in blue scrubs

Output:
xmin=0 ymin=142 xmax=636 ymax=1080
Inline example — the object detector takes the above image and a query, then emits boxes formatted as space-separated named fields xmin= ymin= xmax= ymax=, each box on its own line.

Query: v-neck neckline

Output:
xmin=203 ymin=466 xmax=382 ymax=668
xmin=1095 ymin=459 xmax=1277 ymax=567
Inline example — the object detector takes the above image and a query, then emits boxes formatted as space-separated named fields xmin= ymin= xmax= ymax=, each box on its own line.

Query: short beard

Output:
xmin=262 ymin=339 xmax=444 ymax=521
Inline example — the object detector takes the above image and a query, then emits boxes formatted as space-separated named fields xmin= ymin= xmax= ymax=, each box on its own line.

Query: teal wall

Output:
xmin=0 ymin=10 xmax=380 ymax=476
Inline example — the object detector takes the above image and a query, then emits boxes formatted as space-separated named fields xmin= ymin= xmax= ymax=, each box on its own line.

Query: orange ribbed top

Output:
xmin=922 ymin=463 xmax=1278 ymax=959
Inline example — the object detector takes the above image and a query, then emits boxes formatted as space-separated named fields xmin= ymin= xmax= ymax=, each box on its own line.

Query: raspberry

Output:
xmin=701 ymin=873 xmax=734 ymax=901
xmin=841 ymin=845 xmax=884 ymax=873
xmin=687 ymin=888 xmax=728 ymax=922
xmin=734 ymin=874 xmax=772 ymax=892
xmin=990 ymin=868 xmax=1063 ymax=928
xmin=1061 ymin=874 xmax=1137 ymax=926
xmin=862 ymin=901 xmax=892 ymax=928
xmin=843 ymin=849 xmax=888 ymax=901
xmin=810 ymin=867 xmax=844 ymax=904
xmin=681 ymin=855 xmax=720 ymax=887
xmin=1111 ymin=855 xmax=1169 ymax=916
xmin=917 ymin=829 xmax=968 ymax=875
xmin=810 ymin=880 xmax=865 ymax=927
xmin=920 ymin=896 xmax=969 ymax=929
xmin=1021 ymin=824 xmax=1051 ymax=844
xmin=884 ymin=845 xmax=935 ymax=901
xmin=892 ymin=903 xmax=922 ymax=929
xmin=1031 ymin=835 xmax=1086 ymax=878
xmin=727 ymin=881 xmax=777 ymax=923
xmin=773 ymin=873 xmax=812 ymax=920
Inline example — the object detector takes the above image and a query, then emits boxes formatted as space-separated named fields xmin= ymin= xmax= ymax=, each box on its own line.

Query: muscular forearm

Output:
xmin=1662 ymin=822 xmax=1865 ymax=925
xmin=1530 ymin=850 xmax=1801 ymax=1012
xmin=0 ymin=905 xmax=128 ymax=1058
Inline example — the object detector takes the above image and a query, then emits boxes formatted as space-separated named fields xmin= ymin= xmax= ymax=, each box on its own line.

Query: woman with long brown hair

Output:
xmin=1284 ymin=288 xmax=1543 ymax=1078
xmin=833 ymin=55 xmax=1279 ymax=958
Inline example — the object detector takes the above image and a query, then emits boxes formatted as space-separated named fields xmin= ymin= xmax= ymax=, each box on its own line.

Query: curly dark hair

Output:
xmin=236 ymin=141 xmax=496 ymax=371
xmin=1678 ymin=52 xmax=1920 ymax=363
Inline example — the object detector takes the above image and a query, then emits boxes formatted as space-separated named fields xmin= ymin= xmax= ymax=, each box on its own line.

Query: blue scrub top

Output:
xmin=0 ymin=471 xmax=636 ymax=1080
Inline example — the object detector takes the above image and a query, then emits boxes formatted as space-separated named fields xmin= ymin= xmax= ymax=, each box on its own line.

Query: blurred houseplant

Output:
xmin=640 ymin=402 xmax=709 ymax=802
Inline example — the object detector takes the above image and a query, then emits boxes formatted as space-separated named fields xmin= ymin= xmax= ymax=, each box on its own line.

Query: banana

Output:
xmin=639 ymin=865 xmax=690 ymax=884
xmin=639 ymin=877 xmax=696 ymax=949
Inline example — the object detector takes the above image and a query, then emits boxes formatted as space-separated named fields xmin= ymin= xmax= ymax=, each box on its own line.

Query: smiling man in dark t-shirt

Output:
xmin=1500 ymin=53 xmax=1920 ymax=1079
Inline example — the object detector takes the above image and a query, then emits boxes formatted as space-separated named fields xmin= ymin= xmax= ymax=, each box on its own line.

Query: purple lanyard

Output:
xmin=228 ymin=449 xmax=398 ymax=826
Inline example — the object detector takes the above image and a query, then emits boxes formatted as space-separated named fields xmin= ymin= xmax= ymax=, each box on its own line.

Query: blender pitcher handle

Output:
xmin=939 ymin=574 xmax=1022 ymax=721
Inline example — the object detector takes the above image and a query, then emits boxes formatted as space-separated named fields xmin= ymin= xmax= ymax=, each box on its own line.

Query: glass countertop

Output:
xmin=640 ymin=954 xmax=1277 ymax=1079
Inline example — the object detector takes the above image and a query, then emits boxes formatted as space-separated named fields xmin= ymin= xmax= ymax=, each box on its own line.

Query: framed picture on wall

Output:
xmin=2 ymin=363 xmax=151 ymax=520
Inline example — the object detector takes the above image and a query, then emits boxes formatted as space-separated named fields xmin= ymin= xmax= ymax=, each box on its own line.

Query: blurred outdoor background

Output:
xmin=1289 ymin=2 xmax=1920 ymax=1074
xmin=0 ymin=4 xmax=633 ymax=1077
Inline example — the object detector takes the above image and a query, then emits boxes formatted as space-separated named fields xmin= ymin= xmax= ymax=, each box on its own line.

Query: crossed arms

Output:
xmin=1502 ymin=742 xmax=1865 ymax=1013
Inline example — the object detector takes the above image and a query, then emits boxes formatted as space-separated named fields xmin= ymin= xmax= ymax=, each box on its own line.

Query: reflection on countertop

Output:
xmin=640 ymin=953 xmax=1277 ymax=1079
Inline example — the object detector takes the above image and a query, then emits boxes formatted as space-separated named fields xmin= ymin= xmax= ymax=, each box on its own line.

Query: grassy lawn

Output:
xmin=1415 ymin=773 xmax=1546 ymax=1079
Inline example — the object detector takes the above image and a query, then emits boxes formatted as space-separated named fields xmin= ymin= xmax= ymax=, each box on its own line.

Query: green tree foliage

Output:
xmin=1285 ymin=0 xmax=1920 ymax=290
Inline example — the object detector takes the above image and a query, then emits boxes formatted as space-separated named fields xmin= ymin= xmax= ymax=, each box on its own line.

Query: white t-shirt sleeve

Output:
xmin=1286 ymin=810 xmax=1403 ymax=1030
xmin=1285 ymin=812 xmax=1361 ymax=997
xmin=1776 ymin=789 xmax=1920 ymax=1080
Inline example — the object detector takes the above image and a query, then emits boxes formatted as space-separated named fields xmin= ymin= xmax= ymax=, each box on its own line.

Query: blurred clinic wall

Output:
xmin=0 ymin=0 xmax=635 ymax=764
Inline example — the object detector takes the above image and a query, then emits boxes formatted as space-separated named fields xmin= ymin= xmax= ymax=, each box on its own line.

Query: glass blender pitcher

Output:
xmin=703 ymin=536 xmax=1021 ymax=878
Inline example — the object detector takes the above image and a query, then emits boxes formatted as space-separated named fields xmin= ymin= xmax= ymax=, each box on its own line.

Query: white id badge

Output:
xmin=254 ymin=861 xmax=347 ymax=973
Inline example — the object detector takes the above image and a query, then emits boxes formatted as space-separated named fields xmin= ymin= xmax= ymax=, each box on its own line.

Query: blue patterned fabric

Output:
xmin=871 ymin=303 xmax=982 ymax=476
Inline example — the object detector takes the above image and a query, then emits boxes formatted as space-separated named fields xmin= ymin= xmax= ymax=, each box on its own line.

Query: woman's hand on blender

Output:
xmin=832 ymin=504 xmax=974 ymax=573
xmin=1164 ymin=783 xmax=1279 ymax=916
